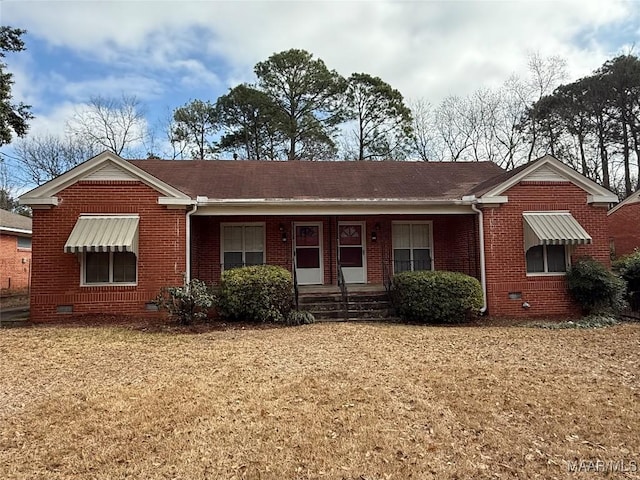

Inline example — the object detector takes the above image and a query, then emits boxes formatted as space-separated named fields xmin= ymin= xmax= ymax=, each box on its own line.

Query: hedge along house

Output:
xmin=19 ymin=151 xmax=616 ymax=322
xmin=608 ymin=189 xmax=640 ymax=258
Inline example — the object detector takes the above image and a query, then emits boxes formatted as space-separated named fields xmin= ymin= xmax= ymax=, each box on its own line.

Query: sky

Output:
xmin=1 ymin=0 xmax=639 ymax=166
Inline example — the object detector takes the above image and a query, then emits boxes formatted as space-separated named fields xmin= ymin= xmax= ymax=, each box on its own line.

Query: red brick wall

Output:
xmin=608 ymin=201 xmax=640 ymax=257
xmin=30 ymin=181 xmax=186 ymax=322
xmin=482 ymin=181 xmax=610 ymax=318
xmin=0 ymin=233 xmax=31 ymax=292
xmin=191 ymin=214 xmax=479 ymax=285
xmin=192 ymin=215 xmax=340 ymax=285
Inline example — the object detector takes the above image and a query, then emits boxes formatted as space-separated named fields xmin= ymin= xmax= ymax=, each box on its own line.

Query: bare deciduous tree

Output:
xmin=14 ymin=133 xmax=98 ymax=186
xmin=66 ymin=94 xmax=148 ymax=156
xmin=409 ymin=98 xmax=441 ymax=161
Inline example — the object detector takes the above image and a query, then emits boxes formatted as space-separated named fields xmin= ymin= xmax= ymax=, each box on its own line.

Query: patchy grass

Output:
xmin=523 ymin=314 xmax=622 ymax=330
xmin=1 ymin=322 xmax=639 ymax=479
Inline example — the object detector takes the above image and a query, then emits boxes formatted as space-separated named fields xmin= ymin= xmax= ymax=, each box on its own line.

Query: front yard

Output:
xmin=0 ymin=322 xmax=639 ymax=479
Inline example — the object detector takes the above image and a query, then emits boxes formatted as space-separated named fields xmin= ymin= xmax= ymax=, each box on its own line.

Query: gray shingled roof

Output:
xmin=0 ymin=209 xmax=32 ymax=233
xmin=129 ymin=160 xmax=506 ymax=200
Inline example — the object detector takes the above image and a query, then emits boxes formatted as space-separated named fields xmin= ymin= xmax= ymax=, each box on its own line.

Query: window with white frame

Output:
xmin=84 ymin=251 xmax=137 ymax=284
xmin=392 ymin=222 xmax=433 ymax=273
xmin=222 ymin=224 xmax=264 ymax=270
xmin=525 ymin=244 xmax=567 ymax=274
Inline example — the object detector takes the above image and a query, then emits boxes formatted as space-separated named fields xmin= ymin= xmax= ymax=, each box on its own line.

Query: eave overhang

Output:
xmin=0 ymin=227 xmax=32 ymax=236
xmin=479 ymin=155 xmax=618 ymax=206
xmin=19 ymin=151 xmax=192 ymax=207
xmin=192 ymin=197 xmax=478 ymax=216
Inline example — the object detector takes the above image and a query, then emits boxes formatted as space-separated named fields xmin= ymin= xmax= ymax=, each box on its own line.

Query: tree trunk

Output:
xmin=578 ymin=133 xmax=588 ymax=177
xmin=527 ymin=123 xmax=537 ymax=163
xmin=596 ymin=114 xmax=610 ymax=190
xmin=622 ymin=120 xmax=632 ymax=196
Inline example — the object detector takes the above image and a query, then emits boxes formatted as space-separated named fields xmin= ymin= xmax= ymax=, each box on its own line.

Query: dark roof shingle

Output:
xmin=129 ymin=160 xmax=506 ymax=200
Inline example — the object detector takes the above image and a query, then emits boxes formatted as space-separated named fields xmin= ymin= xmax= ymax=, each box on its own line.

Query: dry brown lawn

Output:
xmin=0 ymin=321 xmax=639 ymax=480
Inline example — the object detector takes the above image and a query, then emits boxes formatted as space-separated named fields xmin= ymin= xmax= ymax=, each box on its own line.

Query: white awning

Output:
xmin=64 ymin=215 xmax=139 ymax=254
xmin=523 ymin=212 xmax=591 ymax=251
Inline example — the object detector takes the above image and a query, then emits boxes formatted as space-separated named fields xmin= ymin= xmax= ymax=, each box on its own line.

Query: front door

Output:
xmin=294 ymin=223 xmax=323 ymax=285
xmin=338 ymin=222 xmax=366 ymax=283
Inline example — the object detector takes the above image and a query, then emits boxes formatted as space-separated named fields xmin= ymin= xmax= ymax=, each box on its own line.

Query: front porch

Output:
xmin=190 ymin=214 xmax=482 ymax=288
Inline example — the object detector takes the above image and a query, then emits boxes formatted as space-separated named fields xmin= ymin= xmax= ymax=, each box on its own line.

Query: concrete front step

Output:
xmin=303 ymin=301 xmax=391 ymax=312
xmin=311 ymin=309 xmax=392 ymax=320
xmin=321 ymin=316 xmax=401 ymax=323
xmin=299 ymin=294 xmax=389 ymax=304
xmin=299 ymin=289 xmax=394 ymax=322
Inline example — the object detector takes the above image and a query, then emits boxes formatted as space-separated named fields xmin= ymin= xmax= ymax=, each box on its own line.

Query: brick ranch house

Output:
xmin=0 ymin=208 xmax=32 ymax=294
xmin=19 ymin=151 xmax=617 ymax=322
xmin=608 ymin=189 xmax=640 ymax=257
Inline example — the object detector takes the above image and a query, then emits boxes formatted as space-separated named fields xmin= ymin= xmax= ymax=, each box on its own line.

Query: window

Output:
xmin=525 ymin=244 xmax=567 ymax=274
xmin=222 ymin=224 xmax=264 ymax=270
xmin=392 ymin=222 xmax=432 ymax=273
xmin=17 ymin=236 xmax=31 ymax=249
xmin=84 ymin=251 xmax=137 ymax=284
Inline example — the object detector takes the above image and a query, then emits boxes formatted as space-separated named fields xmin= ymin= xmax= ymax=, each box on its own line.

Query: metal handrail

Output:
xmin=293 ymin=266 xmax=299 ymax=311
xmin=382 ymin=256 xmax=392 ymax=294
xmin=337 ymin=260 xmax=349 ymax=320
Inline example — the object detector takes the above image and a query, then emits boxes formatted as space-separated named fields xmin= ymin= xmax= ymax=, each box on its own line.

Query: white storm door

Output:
xmin=294 ymin=223 xmax=323 ymax=285
xmin=338 ymin=222 xmax=366 ymax=284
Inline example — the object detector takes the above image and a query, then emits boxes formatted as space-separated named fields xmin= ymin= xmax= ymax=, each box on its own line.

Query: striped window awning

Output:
xmin=64 ymin=215 xmax=139 ymax=254
xmin=523 ymin=212 xmax=591 ymax=252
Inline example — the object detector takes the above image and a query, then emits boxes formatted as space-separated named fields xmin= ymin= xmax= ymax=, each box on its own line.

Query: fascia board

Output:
xmin=19 ymin=151 xmax=191 ymax=202
xmin=608 ymin=190 xmax=639 ymax=215
xmin=482 ymin=155 xmax=616 ymax=204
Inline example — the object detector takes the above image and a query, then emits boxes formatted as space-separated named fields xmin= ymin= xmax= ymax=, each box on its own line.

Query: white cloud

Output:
xmin=59 ymin=74 xmax=165 ymax=102
xmin=24 ymin=101 xmax=84 ymax=138
xmin=3 ymin=0 xmax=638 ymax=128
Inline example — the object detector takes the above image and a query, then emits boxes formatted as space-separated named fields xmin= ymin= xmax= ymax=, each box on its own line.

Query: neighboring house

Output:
xmin=0 ymin=208 xmax=32 ymax=293
xmin=608 ymin=189 xmax=640 ymax=258
xmin=19 ymin=151 xmax=617 ymax=322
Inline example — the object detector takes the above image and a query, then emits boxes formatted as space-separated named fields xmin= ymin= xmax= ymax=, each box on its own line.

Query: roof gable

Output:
xmin=608 ymin=189 xmax=640 ymax=216
xmin=20 ymin=151 xmax=192 ymax=207
xmin=82 ymin=161 xmax=142 ymax=181
xmin=476 ymin=155 xmax=617 ymax=205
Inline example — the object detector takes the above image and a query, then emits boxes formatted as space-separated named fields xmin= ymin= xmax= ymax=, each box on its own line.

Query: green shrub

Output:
xmin=218 ymin=265 xmax=294 ymax=323
xmin=566 ymin=257 xmax=626 ymax=314
xmin=613 ymin=250 xmax=640 ymax=311
xmin=285 ymin=310 xmax=315 ymax=326
xmin=156 ymin=279 xmax=215 ymax=325
xmin=390 ymin=270 xmax=483 ymax=324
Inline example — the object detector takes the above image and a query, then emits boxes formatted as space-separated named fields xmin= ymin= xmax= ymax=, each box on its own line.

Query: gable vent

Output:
xmin=84 ymin=162 xmax=138 ymax=181
xmin=525 ymin=164 xmax=568 ymax=182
